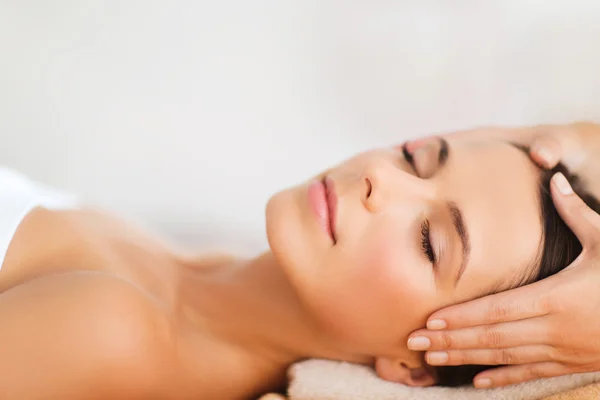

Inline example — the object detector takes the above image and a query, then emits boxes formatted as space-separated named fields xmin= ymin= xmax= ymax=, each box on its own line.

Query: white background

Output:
xmin=1 ymin=1 xmax=599 ymax=252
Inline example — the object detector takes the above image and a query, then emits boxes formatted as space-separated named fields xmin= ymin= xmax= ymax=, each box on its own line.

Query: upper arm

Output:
xmin=0 ymin=272 xmax=177 ymax=399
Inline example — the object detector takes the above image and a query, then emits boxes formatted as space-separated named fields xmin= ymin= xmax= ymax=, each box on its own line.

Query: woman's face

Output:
xmin=265 ymin=136 xmax=543 ymax=384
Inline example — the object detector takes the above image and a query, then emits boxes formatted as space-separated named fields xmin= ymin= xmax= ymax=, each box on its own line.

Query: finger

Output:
xmin=258 ymin=395 xmax=287 ymax=400
xmin=551 ymin=172 xmax=600 ymax=248
xmin=408 ymin=317 xmax=551 ymax=351
xmin=472 ymin=362 xmax=568 ymax=388
xmin=425 ymin=345 xmax=555 ymax=367
xmin=531 ymin=136 xmax=562 ymax=169
xmin=425 ymin=278 xmax=552 ymax=330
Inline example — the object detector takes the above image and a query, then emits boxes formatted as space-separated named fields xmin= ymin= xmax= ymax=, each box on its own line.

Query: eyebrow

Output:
xmin=448 ymin=201 xmax=471 ymax=287
xmin=437 ymin=138 xmax=470 ymax=287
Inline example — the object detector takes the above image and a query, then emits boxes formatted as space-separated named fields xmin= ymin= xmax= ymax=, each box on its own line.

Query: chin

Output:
xmin=266 ymin=182 xmax=353 ymax=332
xmin=266 ymin=188 xmax=303 ymax=271
xmin=265 ymin=184 xmax=323 ymax=295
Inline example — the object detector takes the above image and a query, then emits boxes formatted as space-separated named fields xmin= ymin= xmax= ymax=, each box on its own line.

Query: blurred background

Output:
xmin=1 ymin=0 xmax=600 ymax=253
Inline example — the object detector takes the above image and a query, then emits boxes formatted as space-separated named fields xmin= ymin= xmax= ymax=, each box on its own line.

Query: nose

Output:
xmin=361 ymin=158 xmax=434 ymax=213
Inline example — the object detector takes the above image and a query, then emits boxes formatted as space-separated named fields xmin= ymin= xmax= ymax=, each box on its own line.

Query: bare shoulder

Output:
xmin=0 ymin=271 xmax=180 ymax=399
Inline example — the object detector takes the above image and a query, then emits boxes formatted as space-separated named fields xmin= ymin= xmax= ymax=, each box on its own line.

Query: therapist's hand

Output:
xmin=407 ymin=173 xmax=600 ymax=388
xmin=258 ymin=394 xmax=286 ymax=400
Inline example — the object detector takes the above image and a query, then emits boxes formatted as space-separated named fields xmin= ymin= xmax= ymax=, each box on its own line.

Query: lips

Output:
xmin=324 ymin=176 xmax=338 ymax=242
xmin=307 ymin=177 xmax=338 ymax=243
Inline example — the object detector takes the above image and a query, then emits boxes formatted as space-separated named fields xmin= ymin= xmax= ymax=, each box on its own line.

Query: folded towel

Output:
xmin=542 ymin=381 xmax=600 ymax=400
xmin=286 ymin=360 xmax=600 ymax=400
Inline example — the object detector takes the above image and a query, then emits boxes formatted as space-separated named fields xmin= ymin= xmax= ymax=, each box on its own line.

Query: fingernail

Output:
xmin=533 ymin=145 xmax=556 ymax=167
xmin=474 ymin=378 xmax=492 ymax=388
xmin=553 ymin=172 xmax=573 ymax=195
xmin=407 ymin=336 xmax=431 ymax=350
xmin=427 ymin=351 xmax=449 ymax=365
xmin=427 ymin=319 xmax=447 ymax=330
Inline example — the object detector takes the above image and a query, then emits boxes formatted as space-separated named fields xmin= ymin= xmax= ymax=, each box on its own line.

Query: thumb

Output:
xmin=551 ymin=172 xmax=600 ymax=248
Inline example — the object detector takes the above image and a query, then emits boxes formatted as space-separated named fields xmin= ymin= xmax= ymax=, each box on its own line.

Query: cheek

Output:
xmin=314 ymin=222 xmax=436 ymax=349
xmin=353 ymin=224 xmax=433 ymax=306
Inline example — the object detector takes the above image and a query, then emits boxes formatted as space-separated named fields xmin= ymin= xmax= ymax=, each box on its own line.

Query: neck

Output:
xmin=177 ymin=252 xmax=370 ymax=396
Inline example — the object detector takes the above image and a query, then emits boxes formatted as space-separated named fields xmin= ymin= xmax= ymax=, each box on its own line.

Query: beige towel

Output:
xmin=285 ymin=360 xmax=600 ymax=400
xmin=542 ymin=381 xmax=600 ymax=400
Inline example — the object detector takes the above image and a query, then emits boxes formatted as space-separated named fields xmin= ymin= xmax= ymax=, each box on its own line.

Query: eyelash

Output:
xmin=421 ymin=219 xmax=436 ymax=264
xmin=401 ymin=144 xmax=417 ymax=175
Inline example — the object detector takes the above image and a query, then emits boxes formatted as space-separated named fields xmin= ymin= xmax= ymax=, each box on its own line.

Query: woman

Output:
xmin=0 ymin=124 xmax=598 ymax=399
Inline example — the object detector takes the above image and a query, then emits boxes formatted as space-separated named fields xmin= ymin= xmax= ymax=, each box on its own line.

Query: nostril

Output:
xmin=365 ymin=177 xmax=372 ymax=199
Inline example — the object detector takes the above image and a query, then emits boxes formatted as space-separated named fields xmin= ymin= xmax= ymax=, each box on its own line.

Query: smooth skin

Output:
xmin=409 ymin=123 xmax=600 ymax=388
xmin=0 ymin=133 xmax=549 ymax=398
xmin=262 ymin=122 xmax=600 ymax=399
xmin=1 ymin=122 xmax=598 ymax=399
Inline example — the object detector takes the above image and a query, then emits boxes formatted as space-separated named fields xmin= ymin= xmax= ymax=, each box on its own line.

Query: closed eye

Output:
xmin=401 ymin=143 xmax=417 ymax=174
xmin=421 ymin=219 xmax=436 ymax=264
xmin=402 ymin=138 xmax=449 ymax=179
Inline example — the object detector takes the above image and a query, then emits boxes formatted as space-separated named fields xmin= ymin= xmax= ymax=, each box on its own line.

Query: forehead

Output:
xmin=443 ymin=139 xmax=543 ymax=299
